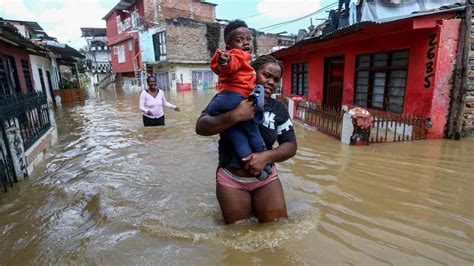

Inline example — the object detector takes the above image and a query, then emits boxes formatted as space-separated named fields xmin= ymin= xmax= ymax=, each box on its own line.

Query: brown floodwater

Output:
xmin=0 ymin=86 xmax=473 ymax=265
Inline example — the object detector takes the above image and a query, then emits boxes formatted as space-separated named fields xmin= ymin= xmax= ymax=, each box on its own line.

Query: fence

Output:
xmin=280 ymin=96 xmax=427 ymax=144
xmin=369 ymin=113 xmax=427 ymax=143
xmin=295 ymin=100 xmax=344 ymax=139
xmin=0 ymin=92 xmax=51 ymax=192
xmin=1 ymin=92 xmax=51 ymax=150
xmin=54 ymin=88 xmax=85 ymax=103
xmin=0 ymin=133 xmax=15 ymax=192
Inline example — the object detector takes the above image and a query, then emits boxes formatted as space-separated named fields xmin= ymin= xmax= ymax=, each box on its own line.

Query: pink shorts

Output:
xmin=216 ymin=166 xmax=279 ymax=192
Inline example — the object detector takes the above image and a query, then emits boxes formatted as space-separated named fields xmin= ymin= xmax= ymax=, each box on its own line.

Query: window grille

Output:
xmin=354 ymin=49 xmax=409 ymax=113
xmin=21 ymin=60 xmax=33 ymax=92
xmin=152 ymin=31 xmax=167 ymax=61
xmin=291 ymin=62 xmax=308 ymax=96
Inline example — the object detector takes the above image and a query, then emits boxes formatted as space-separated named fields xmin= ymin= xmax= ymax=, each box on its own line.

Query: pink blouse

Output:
xmin=139 ymin=90 xmax=176 ymax=119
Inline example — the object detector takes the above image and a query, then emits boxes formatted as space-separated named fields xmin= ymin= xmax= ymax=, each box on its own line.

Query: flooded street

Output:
xmin=0 ymin=87 xmax=473 ymax=265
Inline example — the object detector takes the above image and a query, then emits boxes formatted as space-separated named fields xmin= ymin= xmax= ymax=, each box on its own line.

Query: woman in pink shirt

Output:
xmin=139 ymin=76 xmax=180 ymax=126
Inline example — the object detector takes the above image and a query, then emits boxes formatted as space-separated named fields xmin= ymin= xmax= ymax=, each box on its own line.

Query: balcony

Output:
xmin=85 ymin=60 xmax=112 ymax=73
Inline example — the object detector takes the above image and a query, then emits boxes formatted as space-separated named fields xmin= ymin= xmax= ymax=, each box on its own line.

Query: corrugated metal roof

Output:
xmin=46 ymin=44 xmax=84 ymax=61
xmin=103 ymin=0 xmax=137 ymax=20
xmin=81 ymin=28 xmax=107 ymax=37
xmin=273 ymin=3 xmax=466 ymax=56
xmin=0 ymin=19 xmax=48 ymax=53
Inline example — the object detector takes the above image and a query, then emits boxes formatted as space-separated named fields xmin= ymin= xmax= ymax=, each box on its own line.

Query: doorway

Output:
xmin=323 ymin=56 xmax=344 ymax=109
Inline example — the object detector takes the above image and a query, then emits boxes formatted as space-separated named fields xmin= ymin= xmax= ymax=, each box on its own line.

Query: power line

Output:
xmin=258 ymin=2 xmax=337 ymax=31
xmin=239 ymin=10 xmax=273 ymax=20
xmin=257 ymin=1 xmax=338 ymax=32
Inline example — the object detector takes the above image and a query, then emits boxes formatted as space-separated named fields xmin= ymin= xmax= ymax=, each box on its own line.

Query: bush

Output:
xmin=59 ymin=80 xmax=78 ymax=89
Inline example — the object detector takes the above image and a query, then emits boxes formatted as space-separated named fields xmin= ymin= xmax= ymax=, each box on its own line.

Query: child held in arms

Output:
xmin=207 ymin=20 xmax=272 ymax=180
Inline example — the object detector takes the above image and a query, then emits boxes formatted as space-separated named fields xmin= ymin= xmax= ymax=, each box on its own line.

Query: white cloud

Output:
xmin=0 ymin=0 xmax=36 ymax=19
xmin=256 ymin=0 xmax=322 ymax=19
xmin=0 ymin=0 xmax=111 ymax=49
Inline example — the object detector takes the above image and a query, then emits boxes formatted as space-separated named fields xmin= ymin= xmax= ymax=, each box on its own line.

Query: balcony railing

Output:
xmin=85 ymin=60 xmax=111 ymax=73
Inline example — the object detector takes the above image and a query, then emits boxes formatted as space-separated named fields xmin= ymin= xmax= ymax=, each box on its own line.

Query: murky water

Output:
xmin=1 ymin=86 xmax=473 ymax=265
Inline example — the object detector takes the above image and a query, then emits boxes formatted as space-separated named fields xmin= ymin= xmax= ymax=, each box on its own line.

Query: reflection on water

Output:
xmin=0 ymin=86 xmax=473 ymax=264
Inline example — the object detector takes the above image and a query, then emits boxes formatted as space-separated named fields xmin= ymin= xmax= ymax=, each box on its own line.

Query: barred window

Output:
xmin=153 ymin=31 xmax=166 ymax=61
xmin=21 ymin=60 xmax=33 ymax=92
xmin=354 ymin=50 xmax=409 ymax=113
xmin=291 ymin=62 xmax=308 ymax=96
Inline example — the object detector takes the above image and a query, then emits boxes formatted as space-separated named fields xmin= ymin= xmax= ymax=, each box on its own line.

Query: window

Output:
xmin=123 ymin=17 xmax=131 ymax=31
xmin=21 ymin=59 xmax=33 ymax=92
xmin=118 ymin=45 xmax=126 ymax=63
xmin=128 ymin=39 xmax=133 ymax=51
xmin=354 ymin=50 xmax=409 ymax=113
xmin=152 ymin=31 xmax=166 ymax=61
xmin=0 ymin=54 xmax=21 ymax=96
xmin=38 ymin=68 xmax=46 ymax=93
xmin=0 ymin=56 xmax=13 ymax=96
xmin=131 ymin=11 xmax=140 ymax=29
xmin=116 ymin=15 xmax=122 ymax=34
xmin=291 ymin=62 xmax=308 ymax=96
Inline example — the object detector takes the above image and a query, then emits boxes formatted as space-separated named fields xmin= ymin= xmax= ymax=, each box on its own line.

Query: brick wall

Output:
xmin=217 ymin=28 xmax=295 ymax=57
xmin=255 ymin=32 xmax=295 ymax=56
xmin=144 ymin=0 xmax=214 ymax=24
xmin=465 ymin=14 xmax=474 ymax=133
xmin=165 ymin=19 xmax=209 ymax=62
xmin=142 ymin=18 xmax=294 ymax=65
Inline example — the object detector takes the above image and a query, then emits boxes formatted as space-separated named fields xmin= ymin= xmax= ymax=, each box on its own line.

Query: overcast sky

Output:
xmin=0 ymin=0 xmax=335 ymax=49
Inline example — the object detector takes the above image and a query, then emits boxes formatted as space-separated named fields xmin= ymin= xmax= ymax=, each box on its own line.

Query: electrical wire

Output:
xmin=257 ymin=1 xmax=338 ymax=31
xmin=239 ymin=10 xmax=274 ymax=20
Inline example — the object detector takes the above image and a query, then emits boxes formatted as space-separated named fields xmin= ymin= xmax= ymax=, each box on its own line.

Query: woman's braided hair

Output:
xmin=250 ymin=54 xmax=283 ymax=75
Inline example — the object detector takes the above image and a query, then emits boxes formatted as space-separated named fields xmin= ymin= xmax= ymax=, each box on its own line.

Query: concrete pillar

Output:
xmin=4 ymin=121 xmax=28 ymax=180
xmin=341 ymin=107 xmax=372 ymax=146
xmin=341 ymin=112 xmax=354 ymax=145
xmin=288 ymin=98 xmax=295 ymax=119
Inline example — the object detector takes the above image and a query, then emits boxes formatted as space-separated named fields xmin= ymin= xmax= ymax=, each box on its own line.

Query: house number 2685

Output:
xmin=424 ymin=33 xmax=437 ymax=89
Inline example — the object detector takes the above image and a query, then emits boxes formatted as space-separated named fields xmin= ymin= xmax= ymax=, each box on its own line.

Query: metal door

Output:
xmin=323 ymin=57 xmax=344 ymax=109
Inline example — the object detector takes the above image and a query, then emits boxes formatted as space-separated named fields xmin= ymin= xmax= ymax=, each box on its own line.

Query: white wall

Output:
xmin=50 ymin=57 xmax=60 ymax=90
xmin=123 ymin=76 xmax=139 ymax=92
xmin=87 ymin=50 xmax=111 ymax=62
xmin=29 ymin=55 xmax=57 ymax=104
xmin=139 ymin=25 xmax=166 ymax=63
xmin=153 ymin=63 xmax=216 ymax=91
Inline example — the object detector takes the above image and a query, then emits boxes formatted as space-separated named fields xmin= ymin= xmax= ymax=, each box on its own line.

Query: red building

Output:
xmin=274 ymin=8 xmax=465 ymax=139
xmin=103 ymin=0 xmax=217 ymax=89
xmin=0 ymin=20 xmax=46 ymax=95
xmin=103 ymin=0 xmax=145 ymax=87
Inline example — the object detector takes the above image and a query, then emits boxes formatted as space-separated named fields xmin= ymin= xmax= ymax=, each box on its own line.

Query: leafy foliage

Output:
xmin=205 ymin=22 xmax=221 ymax=58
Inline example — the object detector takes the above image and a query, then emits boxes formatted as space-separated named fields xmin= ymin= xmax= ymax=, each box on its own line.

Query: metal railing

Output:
xmin=295 ymin=100 xmax=344 ymax=139
xmin=278 ymin=96 xmax=428 ymax=143
xmin=1 ymin=92 xmax=51 ymax=151
xmin=369 ymin=113 xmax=427 ymax=143
xmin=97 ymin=70 xmax=116 ymax=90
xmin=86 ymin=60 xmax=111 ymax=73
xmin=0 ymin=134 xmax=15 ymax=192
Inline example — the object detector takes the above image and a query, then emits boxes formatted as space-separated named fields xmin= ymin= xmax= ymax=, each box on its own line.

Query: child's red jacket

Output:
xmin=210 ymin=49 xmax=256 ymax=96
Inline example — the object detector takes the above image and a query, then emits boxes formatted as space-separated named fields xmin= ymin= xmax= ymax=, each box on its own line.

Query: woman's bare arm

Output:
xmin=242 ymin=141 xmax=297 ymax=176
xmin=195 ymin=99 xmax=255 ymax=136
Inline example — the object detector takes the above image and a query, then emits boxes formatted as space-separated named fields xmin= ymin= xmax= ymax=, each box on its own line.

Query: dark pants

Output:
xmin=143 ymin=115 xmax=165 ymax=127
xmin=207 ymin=91 xmax=266 ymax=159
